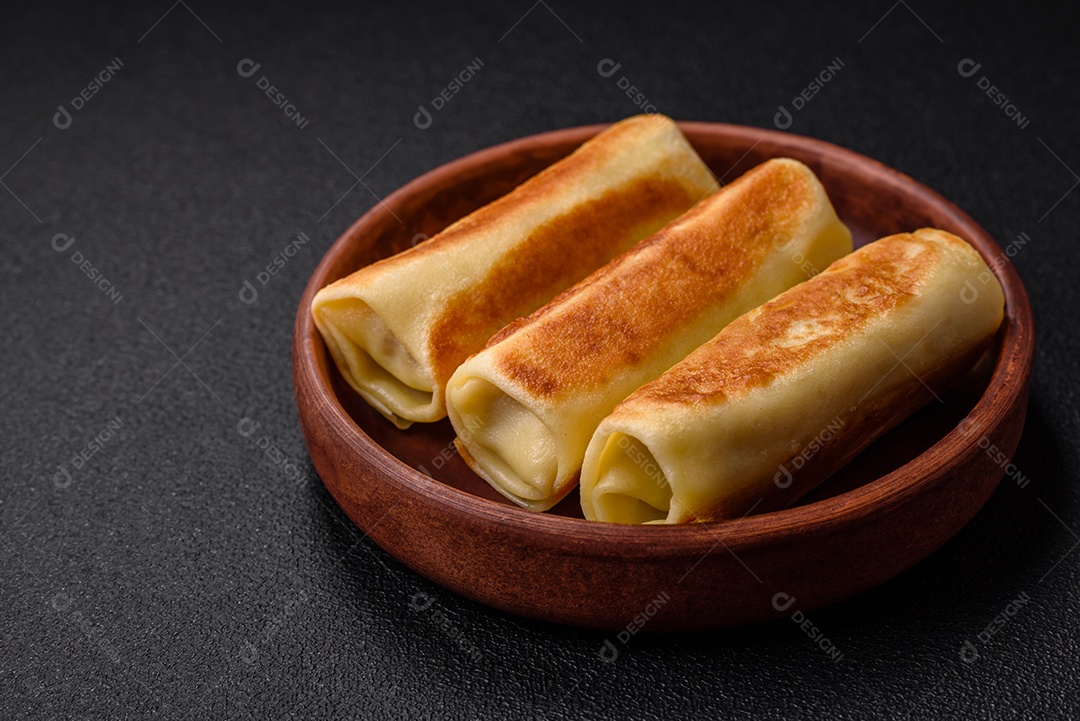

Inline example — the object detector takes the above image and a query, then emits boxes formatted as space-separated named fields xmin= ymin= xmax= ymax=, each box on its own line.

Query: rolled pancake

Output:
xmin=446 ymin=158 xmax=852 ymax=510
xmin=310 ymin=115 xmax=717 ymax=428
xmin=580 ymin=228 xmax=1005 ymax=524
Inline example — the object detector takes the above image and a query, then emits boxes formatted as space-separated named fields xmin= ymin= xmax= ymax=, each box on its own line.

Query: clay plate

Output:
xmin=292 ymin=122 xmax=1034 ymax=631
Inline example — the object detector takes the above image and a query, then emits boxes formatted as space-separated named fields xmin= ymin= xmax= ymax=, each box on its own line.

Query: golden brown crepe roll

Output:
xmin=310 ymin=115 xmax=717 ymax=428
xmin=581 ymin=228 xmax=1005 ymax=524
xmin=446 ymin=158 xmax=852 ymax=510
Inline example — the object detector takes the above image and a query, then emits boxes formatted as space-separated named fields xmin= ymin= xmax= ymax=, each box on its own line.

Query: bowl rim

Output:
xmin=293 ymin=120 xmax=1034 ymax=554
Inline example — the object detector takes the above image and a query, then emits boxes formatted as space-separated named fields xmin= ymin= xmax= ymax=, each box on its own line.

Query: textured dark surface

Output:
xmin=1 ymin=1 xmax=1076 ymax=718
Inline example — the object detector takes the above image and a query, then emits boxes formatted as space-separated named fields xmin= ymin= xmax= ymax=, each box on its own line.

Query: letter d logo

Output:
xmin=53 ymin=464 xmax=72 ymax=489
xmin=236 ymin=58 xmax=261 ymax=78
xmin=597 ymin=58 xmax=622 ymax=78
xmin=959 ymin=639 xmax=979 ymax=663
xmin=51 ymin=233 xmax=76 ymax=253
xmin=960 ymin=280 xmax=979 ymax=304
xmin=598 ymin=639 xmax=619 ymax=663
xmin=773 ymin=105 xmax=793 ymax=130
xmin=772 ymin=592 xmax=797 ymax=612
xmin=774 ymin=464 xmax=793 ymax=489
xmin=410 ymin=591 xmax=434 ymax=611
xmin=237 ymin=417 xmax=260 ymax=437
xmin=957 ymin=58 xmax=981 ymax=78
xmin=239 ymin=280 xmax=258 ymax=304
xmin=413 ymin=105 xmax=433 ymax=130
xmin=239 ymin=640 xmax=258 ymax=665
xmin=53 ymin=105 xmax=72 ymax=130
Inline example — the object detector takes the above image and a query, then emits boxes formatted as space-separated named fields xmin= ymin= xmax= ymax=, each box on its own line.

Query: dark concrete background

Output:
xmin=2 ymin=1 xmax=1077 ymax=718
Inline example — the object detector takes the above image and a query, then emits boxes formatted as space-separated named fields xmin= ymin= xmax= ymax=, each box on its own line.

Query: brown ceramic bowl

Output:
xmin=292 ymin=122 xmax=1034 ymax=631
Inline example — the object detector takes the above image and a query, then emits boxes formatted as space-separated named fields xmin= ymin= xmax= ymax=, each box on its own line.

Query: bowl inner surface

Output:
xmin=313 ymin=124 xmax=1013 ymax=523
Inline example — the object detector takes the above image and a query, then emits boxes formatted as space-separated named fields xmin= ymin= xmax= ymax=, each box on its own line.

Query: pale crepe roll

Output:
xmin=446 ymin=158 xmax=852 ymax=511
xmin=312 ymin=115 xmax=717 ymax=428
xmin=581 ymin=228 xmax=1005 ymax=524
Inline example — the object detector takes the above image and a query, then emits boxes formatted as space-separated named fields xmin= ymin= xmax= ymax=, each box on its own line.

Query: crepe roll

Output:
xmin=581 ymin=228 xmax=1005 ymax=524
xmin=311 ymin=115 xmax=717 ymax=428
xmin=446 ymin=158 xmax=852 ymax=510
